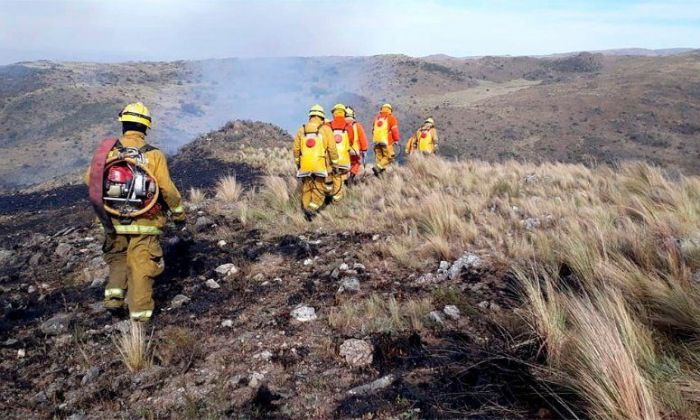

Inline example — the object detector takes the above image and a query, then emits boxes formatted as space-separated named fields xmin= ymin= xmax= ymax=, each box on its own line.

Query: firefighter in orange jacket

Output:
xmin=345 ymin=106 xmax=368 ymax=183
xmin=371 ymin=103 xmax=400 ymax=176
xmin=326 ymin=104 xmax=353 ymax=201
xmin=293 ymin=105 xmax=340 ymax=221
xmin=406 ymin=117 xmax=438 ymax=155
xmin=86 ymin=102 xmax=186 ymax=322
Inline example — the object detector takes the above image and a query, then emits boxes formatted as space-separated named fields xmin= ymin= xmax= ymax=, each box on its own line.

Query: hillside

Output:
xmin=0 ymin=117 xmax=699 ymax=417
xmin=1 ymin=51 xmax=699 ymax=190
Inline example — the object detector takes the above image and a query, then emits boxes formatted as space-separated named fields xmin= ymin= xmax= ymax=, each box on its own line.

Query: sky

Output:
xmin=1 ymin=0 xmax=699 ymax=64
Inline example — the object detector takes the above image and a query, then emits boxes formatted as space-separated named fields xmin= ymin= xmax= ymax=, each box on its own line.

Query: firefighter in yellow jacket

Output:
xmin=86 ymin=102 xmax=185 ymax=322
xmin=371 ymin=103 xmax=400 ymax=176
xmin=406 ymin=117 xmax=439 ymax=155
xmin=293 ymin=105 xmax=340 ymax=221
xmin=326 ymin=104 xmax=353 ymax=202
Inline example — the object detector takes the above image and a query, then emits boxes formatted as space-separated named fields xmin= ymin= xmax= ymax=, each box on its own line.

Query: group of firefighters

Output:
xmin=294 ymin=102 xmax=439 ymax=221
xmin=87 ymin=102 xmax=439 ymax=323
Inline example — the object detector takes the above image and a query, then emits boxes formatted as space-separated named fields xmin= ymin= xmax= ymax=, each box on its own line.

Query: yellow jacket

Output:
xmin=293 ymin=117 xmax=340 ymax=174
xmin=406 ymin=126 xmax=439 ymax=154
xmin=85 ymin=131 xmax=184 ymax=235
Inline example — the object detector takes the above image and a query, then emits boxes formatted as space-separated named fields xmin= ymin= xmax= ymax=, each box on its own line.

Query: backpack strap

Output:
xmin=139 ymin=144 xmax=159 ymax=153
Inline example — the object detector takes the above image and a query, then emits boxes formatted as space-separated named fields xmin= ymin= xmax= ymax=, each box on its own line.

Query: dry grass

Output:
xmin=188 ymin=187 xmax=206 ymax=204
xmin=328 ymin=294 xmax=433 ymax=335
xmin=215 ymin=175 xmax=244 ymax=202
xmin=235 ymin=152 xmax=700 ymax=418
xmin=114 ymin=321 xmax=152 ymax=372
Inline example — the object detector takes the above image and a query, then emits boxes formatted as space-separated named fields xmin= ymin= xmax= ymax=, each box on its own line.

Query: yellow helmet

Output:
xmin=332 ymin=103 xmax=347 ymax=117
xmin=346 ymin=106 xmax=356 ymax=119
xmin=380 ymin=103 xmax=392 ymax=113
xmin=425 ymin=117 xmax=435 ymax=125
xmin=309 ymin=104 xmax=325 ymax=119
xmin=118 ymin=102 xmax=152 ymax=128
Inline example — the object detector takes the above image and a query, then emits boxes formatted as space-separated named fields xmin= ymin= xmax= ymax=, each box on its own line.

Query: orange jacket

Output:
xmin=373 ymin=112 xmax=400 ymax=144
xmin=346 ymin=117 xmax=368 ymax=152
xmin=328 ymin=116 xmax=355 ymax=143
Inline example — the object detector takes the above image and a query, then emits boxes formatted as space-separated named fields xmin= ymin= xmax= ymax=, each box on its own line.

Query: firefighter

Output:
xmin=293 ymin=104 xmax=340 ymax=221
xmin=86 ymin=102 xmax=186 ymax=322
xmin=406 ymin=117 xmax=438 ymax=155
xmin=345 ymin=106 xmax=368 ymax=183
xmin=371 ymin=103 xmax=400 ymax=176
xmin=326 ymin=104 xmax=353 ymax=201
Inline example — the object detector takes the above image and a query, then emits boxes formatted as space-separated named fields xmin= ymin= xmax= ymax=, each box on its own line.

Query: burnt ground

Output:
xmin=0 ymin=165 xmax=578 ymax=418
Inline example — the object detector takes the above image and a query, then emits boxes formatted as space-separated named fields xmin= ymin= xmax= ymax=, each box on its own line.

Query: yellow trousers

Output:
xmin=374 ymin=143 xmax=395 ymax=170
xmin=329 ymin=170 xmax=347 ymax=202
xmin=300 ymin=176 xmax=327 ymax=212
xmin=103 ymin=234 xmax=164 ymax=320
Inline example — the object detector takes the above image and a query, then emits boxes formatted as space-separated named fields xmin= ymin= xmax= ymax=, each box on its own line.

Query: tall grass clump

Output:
xmin=114 ymin=321 xmax=152 ymax=372
xmin=215 ymin=175 xmax=243 ymax=202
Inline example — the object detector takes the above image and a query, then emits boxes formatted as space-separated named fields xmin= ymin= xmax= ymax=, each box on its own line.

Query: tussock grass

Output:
xmin=234 ymin=150 xmax=700 ymax=418
xmin=114 ymin=321 xmax=152 ymax=372
xmin=328 ymin=294 xmax=433 ymax=335
xmin=188 ymin=187 xmax=206 ymax=204
xmin=215 ymin=175 xmax=244 ymax=202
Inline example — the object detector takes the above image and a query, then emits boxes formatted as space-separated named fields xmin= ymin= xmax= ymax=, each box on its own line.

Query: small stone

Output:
xmin=693 ymin=272 xmax=700 ymax=283
xmin=489 ymin=302 xmax=502 ymax=311
xmin=338 ymin=263 xmax=349 ymax=271
xmin=40 ymin=313 xmax=73 ymax=336
xmin=215 ymin=263 xmax=239 ymax=277
xmin=353 ymin=263 xmax=366 ymax=271
xmin=438 ymin=261 xmax=450 ymax=272
xmin=338 ymin=277 xmax=360 ymax=293
xmin=273 ymin=277 xmax=283 ymax=283
xmin=256 ymin=350 xmax=273 ymax=361
xmin=194 ymin=216 xmax=214 ymax=232
xmin=372 ymin=234 xmax=380 ymax=241
xmin=0 ymin=249 xmax=14 ymax=266
xmin=217 ymin=240 xmax=227 ymax=248
xmin=523 ymin=217 xmax=541 ymax=230
xmin=252 ymin=273 xmax=265 ymax=282
xmin=347 ymin=374 xmax=395 ymax=396
xmin=339 ymin=339 xmax=373 ymax=367
xmin=17 ymin=348 xmax=26 ymax=358
xmin=54 ymin=243 xmax=73 ymax=259
xmin=205 ymin=279 xmax=220 ymax=289
xmin=249 ymin=372 xmax=265 ymax=388
xmin=81 ymin=367 xmax=100 ymax=385
xmin=171 ymin=294 xmax=190 ymax=309
xmin=303 ymin=258 xmax=313 ymax=266
xmin=448 ymin=253 xmax=482 ymax=280
xmin=478 ymin=301 xmax=490 ymax=309
xmin=291 ymin=305 xmax=317 ymax=322
xmin=221 ymin=319 xmax=233 ymax=328
xmin=428 ymin=311 xmax=445 ymax=326
xmin=3 ymin=338 xmax=18 ymax=346
xmin=89 ymin=277 xmax=106 ymax=288
xmin=29 ymin=252 xmax=42 ymax=266
xmin=27 ymin=285 xmax=36 ymax=294
xmin=443 ymin=305 xmax=461 ymax=320
xmin=330 ymin=268 xmax=341 ymax=279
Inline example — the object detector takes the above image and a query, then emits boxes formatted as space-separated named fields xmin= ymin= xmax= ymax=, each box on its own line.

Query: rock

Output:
xmin=254 ymin=350 xmax=273 ymax=361
xmin=448 ymin=253 xmax=482 ymax=280
xmin=112 ymin=320 xmax=131 ymax=334
xmin=353 ymin=263 xmax=366 ymax=272
xmin=330 ymin=268 xmax=341 ymax=279
xmin=489 ymin=302 xmax=502 ymax=311
xmin=217 ymin=240 xmax=227 ymax=248
xmin=205 ymin=279 xmax=221 ymax=289
xmin=523 ymin=217 xmax=541 ymax=230
xmin=81 ymin=367 xmax=100 ymax=385
xmin=338 ymin=263 xmax=349 ymax=271
xmin=291 ymin=305 xmax=317 ymax=322
xmin=524 ymin=173 xmax=539 ymax=184
xmin=428 ymin=311 xmax=445 ymax=326
xmin=54 ymin=243 xmax=73 ymax=259
xmin=478 ymin=301 xmax=490 ymax=309
xmin=339 ymin=339 xmax=373 ymax=367
xmin=249 ymin=372 xmax=265 ymax=388
xmin=171 ymin=294 xmax=190 ymax=309
xmin=31 ymin=391 xmax=48 ymax=407
xmin=372 ymin=234 xmax=380 ymax=241
xmin=215 ymin=263 xmax=239 ymax=278
xmin=87 ymin=302 xmax=107 ymax=314
xmin=414 ymin=272 xmax=446 ymax=286
xmin=438 ymin=261 xmax=450 ymax=273
xmin=3 ymin=338 xmax=18 ymax=346
xmin=338 ymin=277 xmax=360 ymax=293
xmin=17 ymin=348 xmax=26 ymax=358
xmin=27 ymin=285 xmax=37 ymax=294
xmin=693 ymin=272 xmax=700 ymax=283
xmin=303 ymin=258 xmax=313 ymax=266
xmin=89 ymin=277 xmax=106 ymax=288
xmin=29 ymin=252 xmax=42 ymax=266
xmin=252 ymin=273 xmax=265 ymax=282
xmin=347 ymin=374 xmax=396 ymax=396
xmin=194 ymin=216 xmax=214 ymax=232
xmin=221 ymin=319 xmax=233 ymax=328
xmin=40 ymin=313 xmax=73 ymax=336
xmin=0 ymin=249 xmax=14 ymax=266
xmin=443 ymin=305 xmax=461 ymax=320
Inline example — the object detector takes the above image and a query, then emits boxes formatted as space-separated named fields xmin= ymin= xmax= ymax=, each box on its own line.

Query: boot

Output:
xmin=303 ymin=210 xmax=316 ymax=222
